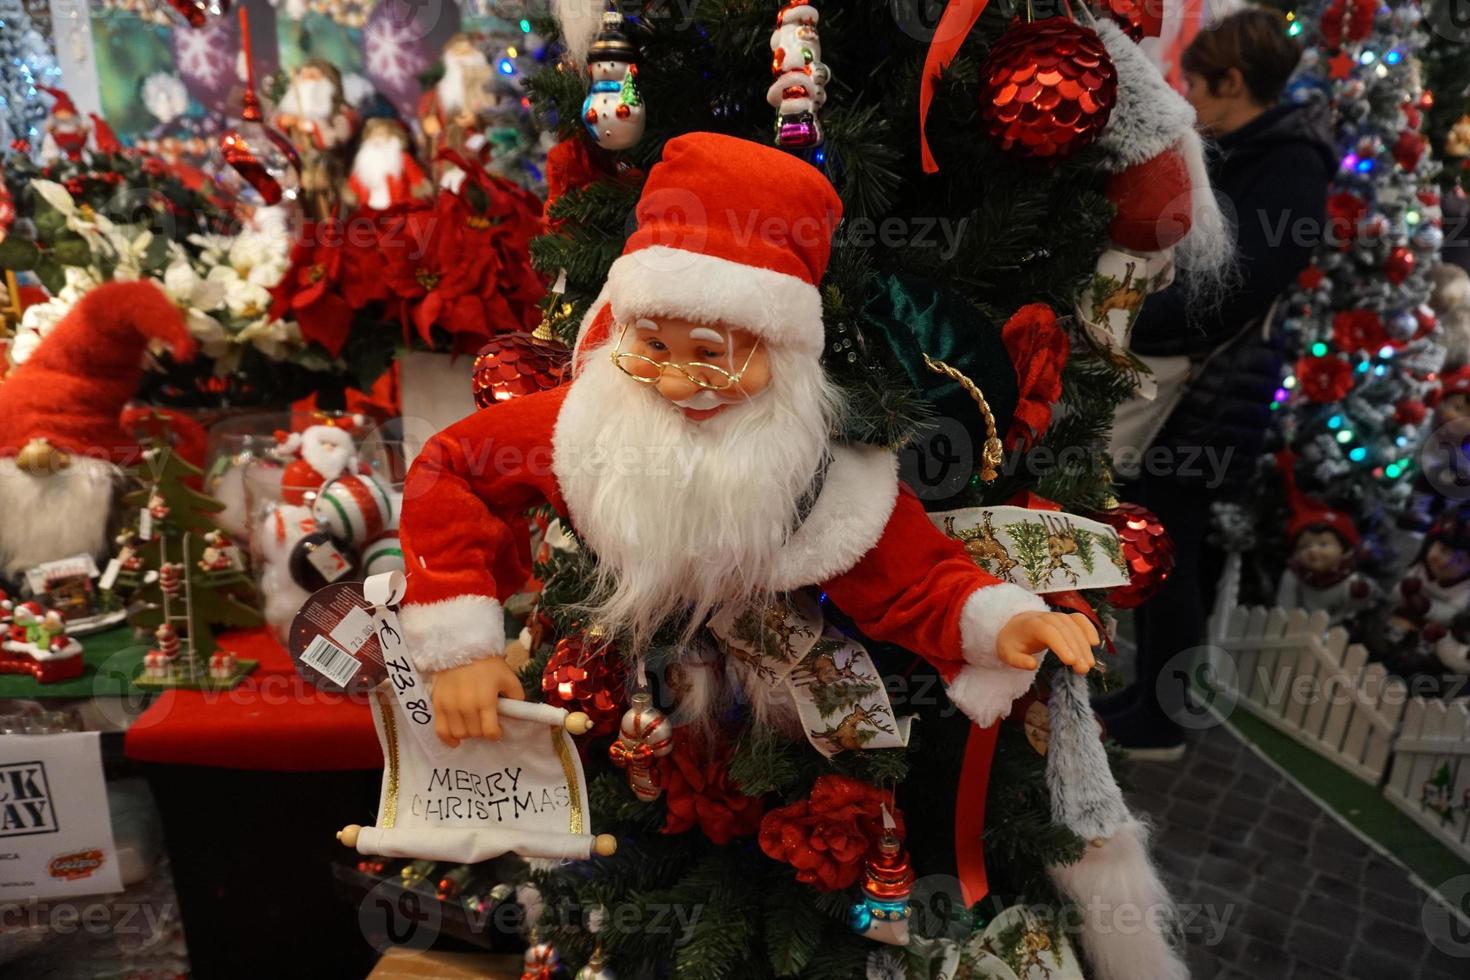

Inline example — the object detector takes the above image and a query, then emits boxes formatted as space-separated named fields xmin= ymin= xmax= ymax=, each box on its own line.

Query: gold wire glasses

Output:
xmin=610 ymin=322 xmax=761 ymax=391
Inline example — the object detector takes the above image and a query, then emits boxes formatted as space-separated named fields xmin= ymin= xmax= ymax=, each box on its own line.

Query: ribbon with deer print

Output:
xmin=931 ymin=506 xmax=1131 ymax=595
xmin=707 ymin=592 xmax=913 ymax=759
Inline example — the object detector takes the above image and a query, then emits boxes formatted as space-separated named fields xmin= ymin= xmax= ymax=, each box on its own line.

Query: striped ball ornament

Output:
xmin=362 ymin=530 xmax=405 ymax=578
xmin=312 ymin=473 xmax=398 ymax=546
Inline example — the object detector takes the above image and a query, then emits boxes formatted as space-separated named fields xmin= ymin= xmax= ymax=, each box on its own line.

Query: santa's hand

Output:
xmin=996 ymin=611 xmax=1099 ymax=675
xmin=430 ymin=658 xmax=525 ymax=747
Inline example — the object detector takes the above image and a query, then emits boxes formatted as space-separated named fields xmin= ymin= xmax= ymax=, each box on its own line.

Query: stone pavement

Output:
xmin=1123 ymin=723 xmax=1467 ymax=979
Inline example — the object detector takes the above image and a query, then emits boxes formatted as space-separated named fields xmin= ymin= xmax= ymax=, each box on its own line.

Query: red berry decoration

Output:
xmin=977 ymin=18 xmax=1117 ymax=163
xmin=541 ymin=632 xmax=627 ymax=737
xmin=471 ymin=333 xmax=572 ymax=408
xmin=1091 ymin=503 xmax=1174 ymax=609
xmin=1295 ymin=354 xmax=1355 ymax=403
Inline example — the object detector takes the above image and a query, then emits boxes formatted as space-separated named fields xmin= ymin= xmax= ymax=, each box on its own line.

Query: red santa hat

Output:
xmin=1276 ymin=450 xmax=1360 ymax=546
xmin=0 ymin=281 xmax=195 ymax=465
xmin=38 ymin=86 xmax=78 ymax=117
xmin=584 ymin=132 xmax=841 ymax=358
xmin=1429 ymin=365 xmax=1470 ymax=407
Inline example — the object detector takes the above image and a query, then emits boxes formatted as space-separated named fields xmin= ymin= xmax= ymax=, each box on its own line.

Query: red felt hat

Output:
xmin=0 ymin=281 xmax=195 ymax=464
xmin=599 ymin=132 xmax=842 ymax=357
xmin=38 ymin=86 xmax=77 ymax=116
xmin=1276 ymin=450 xmax=1360 ymax=546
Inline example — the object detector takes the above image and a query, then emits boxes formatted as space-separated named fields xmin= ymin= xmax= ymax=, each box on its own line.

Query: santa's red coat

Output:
xmin=398 ymin=384 xmax=1047 ymax=727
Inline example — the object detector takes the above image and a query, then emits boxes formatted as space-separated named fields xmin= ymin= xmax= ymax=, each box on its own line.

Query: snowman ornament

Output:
xmin=581 ymin=10 xmax=644 ymax=152
xmin=767 ymin=0 xmax=829 ymax=149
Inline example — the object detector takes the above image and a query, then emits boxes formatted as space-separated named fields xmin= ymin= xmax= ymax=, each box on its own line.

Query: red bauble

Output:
xmin=165 ymin=0 xmax=226 ymax=28
xmin=1090 ymin=503 xmax=1174 ymax=609
xmin=1386 ymin=247 xmax=1416 ymax=285
xmin=219 ymin=119 xmax=299 ymax=206
xmin=1395 ymin=399 xmax=1427 ymax=426
xmin=471 ymin=333 xmax=572 ymax=408
xmin=280 ymin=458 xmax=326 ymax=505
xmin=1296 ymin=354 xmax=1354 ymax=403
xmin=1092 ymin=0 xmax=1164 ymax=40
xmin=541 ymin=632 xmax=627 ymax=737
xmin=1326 ymin=191 xmax=1366 ymax=248
xmin=1394 ymin=130 xmax=1426 ymax=171
xmin=978 ymin=18 xmax=1117 ymax=163
xmin=1321 ymin=0 xmax=1375 ymax=46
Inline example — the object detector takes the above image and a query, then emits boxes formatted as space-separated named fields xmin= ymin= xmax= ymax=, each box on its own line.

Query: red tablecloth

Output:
xmin=124 ymin=628 xmax=383 ymax=771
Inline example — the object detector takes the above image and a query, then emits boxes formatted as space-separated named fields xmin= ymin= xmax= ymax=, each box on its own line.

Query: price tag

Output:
xmin=138 ymin=509 xmax=153 ymax=541
xmin=306 ymin=540 xmax=353 ymax=583
xmin=329 ymin=604 xmax=377 ymax=655
xmin=364 ymin=573 xmax=442 ymax=757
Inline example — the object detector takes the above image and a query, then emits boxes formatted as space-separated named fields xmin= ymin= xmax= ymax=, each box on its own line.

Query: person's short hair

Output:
xmin=1182 ymin=8 xmax=1302 ymax=105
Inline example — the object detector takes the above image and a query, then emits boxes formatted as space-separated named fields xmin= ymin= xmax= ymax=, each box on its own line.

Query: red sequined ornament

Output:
xmin=1090 ymin=503 xmax=1175 ymax=609
xmin=1091 ymin=0 xmax=1164 ymax=40
xmin=977 ymin=18 xmax=1117 ymax=163
xmin=541 ymin=631 xmax=627 ymax=737
xmin=471 ymin=333 xmax=572 ymax=408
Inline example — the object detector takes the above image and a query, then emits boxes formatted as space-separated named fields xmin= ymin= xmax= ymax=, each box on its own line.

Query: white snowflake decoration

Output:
xmin=364 ymin=14 xmax=424 ymax=89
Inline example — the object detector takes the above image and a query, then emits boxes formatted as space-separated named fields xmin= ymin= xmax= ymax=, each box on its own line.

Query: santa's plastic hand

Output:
xmin=996 ymin=611 xmax=1100 ymax=675
xmin=429 ymin=658 xmax=525 ymax=747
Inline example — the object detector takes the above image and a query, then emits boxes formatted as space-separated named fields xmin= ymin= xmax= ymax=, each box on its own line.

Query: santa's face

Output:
xmin=439 ymin=43 xmax=493 ymax=114
xmin=1293 ymin=528 xmax=1346 ymax=573
xmin=615 ymin=317 xmax=772 ymax=422
xmin=1427 ymin=540 xmax=1470 ymax=585
xmin=50 ymin=111 xmax=84 ymax=134
xmin=287 ymin=68 xmax=338 ymax=122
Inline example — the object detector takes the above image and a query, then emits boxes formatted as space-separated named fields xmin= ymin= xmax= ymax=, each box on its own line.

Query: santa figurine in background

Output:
xmin=273 ymin=60 xmax=355 ymax=217
xmin=344 ymin=117 xmax=432 ymax=211
xmin=418 ymin=34 xmax=497 ymax=189
xmin=1273 ymin=452 xmax=1375 ymax=625
xmin=0 ymin=281 xmax=195 ymax=579
xmin=1389 ymin=507 xmax=1470 ymax=676
xmin=37 ymin=87 xmax=119 ymax=164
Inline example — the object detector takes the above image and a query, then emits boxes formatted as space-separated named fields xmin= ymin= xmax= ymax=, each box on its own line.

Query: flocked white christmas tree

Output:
xmin=0 ymin=0 xmax=62 ymax=153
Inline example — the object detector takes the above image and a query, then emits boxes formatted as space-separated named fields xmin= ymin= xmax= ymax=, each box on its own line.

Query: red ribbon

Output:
xmin=919 ymin=0 xmax=993 ymax=174
xmin=954 ymin=721 xmax=998 ymax=905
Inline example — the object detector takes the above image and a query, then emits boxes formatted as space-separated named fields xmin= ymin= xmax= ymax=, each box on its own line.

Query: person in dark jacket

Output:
xmin=1100 ymin=8 xmax=1337 ymax=758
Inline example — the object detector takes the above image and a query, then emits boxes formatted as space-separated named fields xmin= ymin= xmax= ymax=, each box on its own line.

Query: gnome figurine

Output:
xmin=1273 ymin=452 xmax=1375 ymax=625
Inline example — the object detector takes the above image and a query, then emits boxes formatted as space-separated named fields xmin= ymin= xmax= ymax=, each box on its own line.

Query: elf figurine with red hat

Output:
xmin=36 ymin=87 xmax=119 ymax=165
xmin=1386 ymin=506 xmax=1470 ymax=679
xmin=1274 ymin=451 xmax=1376 ymax=625
xmin=0 ymin=281 xmax=195 ymax=579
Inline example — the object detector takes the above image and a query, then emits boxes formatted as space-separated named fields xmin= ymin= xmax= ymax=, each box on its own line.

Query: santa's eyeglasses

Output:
xmin=610 ymin=322 xmax=760 ymax=392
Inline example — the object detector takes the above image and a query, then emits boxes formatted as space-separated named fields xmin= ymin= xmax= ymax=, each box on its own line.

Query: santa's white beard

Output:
xmin=282 ymin=77 xmax=336 ymax=123
xmin=555 ymin=341 xmax=841 ymax=653
xmin=437 ymin=53 xmax=492 ymax=115
xmin=352 ymin=136 xmax=406 ymax=208
xmin=0 ymin=457 xmax=118 ymax=578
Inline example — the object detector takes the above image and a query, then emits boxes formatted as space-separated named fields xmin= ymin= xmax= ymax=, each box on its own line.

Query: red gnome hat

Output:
xmin=38 ymin=86 xmax=78 ymax=117
xmin=1275 ymin=450 xmax=1360 ymax=546
xmin=576 ymin=132 xmax=842 ymax=361
xmin=0 ymin=281 xmax=195 ymax=465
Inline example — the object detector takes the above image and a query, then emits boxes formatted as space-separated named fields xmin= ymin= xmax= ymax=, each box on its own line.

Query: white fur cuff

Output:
xmin=399 ymin=595 xmax=507 ymax=673
xmin=947 ymin=584 xmax=1049 ymax=726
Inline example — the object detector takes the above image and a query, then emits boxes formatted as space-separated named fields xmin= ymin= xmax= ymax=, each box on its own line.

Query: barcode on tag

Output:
xmin=301 ymin=634 xmax=360 ymax=689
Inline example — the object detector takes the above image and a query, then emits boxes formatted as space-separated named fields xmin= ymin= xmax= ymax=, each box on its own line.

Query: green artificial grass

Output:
xmin=1226 ymin=707 xmax=1470 ymax=885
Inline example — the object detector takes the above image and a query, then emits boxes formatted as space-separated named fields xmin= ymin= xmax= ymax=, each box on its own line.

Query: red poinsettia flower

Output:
xmin=272 ymin=219 xmax=356 ymax=357
xmin=380 ymin=195 xmax=502 ymax=351
xmin=1295 ymin=354 xmax=1354 ymax=403
xmin=1001 ymin=303 xmax=1069 ymax=451
xmin=660 ymin=736 xmax=764 ymax=845
xmin=758 ymin=775 xmax=900 ymax=891
xmin=1331 ymin=310 xmax=1387 ymax=353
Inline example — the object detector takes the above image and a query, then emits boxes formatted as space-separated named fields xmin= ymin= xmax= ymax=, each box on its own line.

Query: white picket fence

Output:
xmin=1205 ymin=554 xmax=1470 ymax=861
xmin=1385 ymin=699 xmax=1470 ymax=863
xmin=1206 ymin=604 xmax=1407 ymax=784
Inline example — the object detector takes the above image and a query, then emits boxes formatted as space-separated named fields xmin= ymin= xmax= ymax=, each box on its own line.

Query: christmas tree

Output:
xmin=122 ymin=439 xmax=262 ymax=686
xmin=0 ymin=0 xmax=61 ymax=153
xmin=400 ymin=1 xmax=1225 ymax=976
xmin=1248 ymin=0 xmax=1446 ymax=580
xmin=1422 ymin=0 xmax=1470 ymax=193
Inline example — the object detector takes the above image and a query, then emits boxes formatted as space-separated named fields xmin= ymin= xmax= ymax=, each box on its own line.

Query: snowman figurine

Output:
xmin=766 ymin=0 xmax=829 ymax=148
xmin=581 ymin=10 xmax=644 ymax=152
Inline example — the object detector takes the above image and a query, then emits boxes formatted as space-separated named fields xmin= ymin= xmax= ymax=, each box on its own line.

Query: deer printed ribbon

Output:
xmin=931 ymin=506 xmax=1130 ymax=594
xmin=707 ymin=594 xmax=913 ymax=759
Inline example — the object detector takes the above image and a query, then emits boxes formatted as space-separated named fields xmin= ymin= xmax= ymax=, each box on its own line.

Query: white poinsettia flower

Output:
xmin=164 ymin=258 xmax=227 ymax=311
xmin=32 ymin=180 xmax=77 ymax=216
xmin=57 ymin=266 xmax=100 ymax=300
xmin=235 ymin=316 xmax=300 ymax=359
xmin=224 ymin=278 xmax=273 ymax=320
xmin=228 ymin=231 xmax=288 ymax=288
xmin=8 ymin=329 xmax=44 ymax=366
xmin=186 ymin=310 xmax=234 ymax=358
xmin=188 ymin=232 xmax=234 ymax=265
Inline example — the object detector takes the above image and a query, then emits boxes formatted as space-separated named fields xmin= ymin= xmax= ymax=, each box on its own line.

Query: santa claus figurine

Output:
xmin=0 ymin=282 xmax=194 ymax=579
xmin=1273 ymin=452 xmax=1374 ymax=625
xmin=344 ymin=117 xmax=432 ymax=211
xmin=37 ymin=87 xmax=119 ymax=164
xmin=1389 ymin=508 xmax=1470 ymax=676
xmin=396 ymin=133 xmax=1099 ymax=747
xmin=418 ymin=34 xmax=497 ymax=189
xmin=273 ymin=60 xmax=355 ymax=218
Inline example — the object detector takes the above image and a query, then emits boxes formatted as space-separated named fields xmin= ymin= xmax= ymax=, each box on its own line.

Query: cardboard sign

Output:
xmin=0 ymin=733 xmax=123 ymax=900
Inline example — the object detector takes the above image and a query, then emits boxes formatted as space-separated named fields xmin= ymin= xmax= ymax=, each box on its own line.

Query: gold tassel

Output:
xmin=922 ymin=352 xmax=1004 ymax=482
